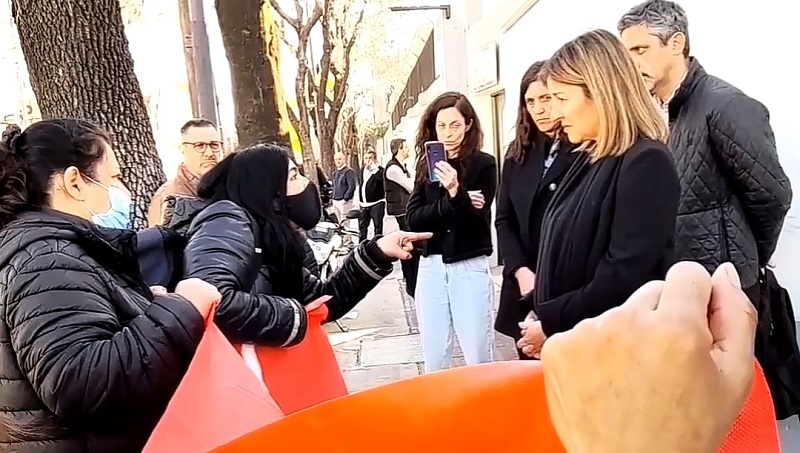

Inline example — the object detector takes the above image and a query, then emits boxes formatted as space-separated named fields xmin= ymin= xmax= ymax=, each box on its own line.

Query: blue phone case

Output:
xmin=425 ymin=142 xmax=446 ymax=182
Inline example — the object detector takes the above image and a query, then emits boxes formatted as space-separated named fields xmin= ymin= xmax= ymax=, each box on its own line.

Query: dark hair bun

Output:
xmin=0 ymin=124 xmax=27 ymax=228
xmin=1 ymin=124 xmax=22 ymax=154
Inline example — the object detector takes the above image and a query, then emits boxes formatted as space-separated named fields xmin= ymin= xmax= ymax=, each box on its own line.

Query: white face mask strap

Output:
xmin=78 ymin=175 xmax=105 ymax=217
xmin=78 ymin=199 xmax=98 ymax=217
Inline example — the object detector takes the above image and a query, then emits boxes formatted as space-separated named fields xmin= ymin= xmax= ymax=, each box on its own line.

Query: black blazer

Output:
xmin=406 ymin=151 xmax=497 ymax=264
xmin=494 ymin=138 xmax=576 ymax=338
xmin=533 ymin=138 xmax=681 ymax=337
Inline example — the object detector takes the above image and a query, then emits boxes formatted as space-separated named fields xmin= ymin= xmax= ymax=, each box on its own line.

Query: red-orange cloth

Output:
xmin=142 ymin=321 xmax=284 ymax=453
xmin=718 ymin=361 xmax=780 ymax=452
xmin=234 ymin=296 xmax=349 ymax=415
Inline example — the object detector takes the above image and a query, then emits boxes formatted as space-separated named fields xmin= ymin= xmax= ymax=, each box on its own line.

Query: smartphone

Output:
xmin=424 ymin=141 xmax=447 ymax=182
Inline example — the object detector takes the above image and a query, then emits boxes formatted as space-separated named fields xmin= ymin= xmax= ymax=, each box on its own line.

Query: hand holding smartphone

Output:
xmin=424 ymin=141 xmax=446 ymax=182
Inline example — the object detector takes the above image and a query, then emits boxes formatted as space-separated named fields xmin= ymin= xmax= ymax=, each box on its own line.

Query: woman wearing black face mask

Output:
xmin=166 ymin=143 xmax=431 ymax=347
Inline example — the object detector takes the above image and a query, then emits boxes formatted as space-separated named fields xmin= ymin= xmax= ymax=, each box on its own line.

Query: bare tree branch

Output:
xmin=286 ymin=100 xmax=300 ymax=130
xmin=269 ymin=0 xmax=300 ymax=30
xmin=328 ymin=5 xmax=364 ymax=123
xmin=301 ymin=1 xmax=323 ymax=37
xmin=281 ymin=34 xmax=298 ymax=57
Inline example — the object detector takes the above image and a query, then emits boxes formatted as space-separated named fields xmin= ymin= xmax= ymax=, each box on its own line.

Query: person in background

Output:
xmin=0 ymin=119 xmax=219 ymax=452
xmin=543 ymin=261 xmax=757 ymax=453
xmin=384 ymin=137 xmax=419 ymax=298
xmin=407 ymin=91 xmax=498 ymax=373
xmin=357 ymin=149 xmax=385 ymax=241
xmin=148 ymin=118 xmax=222 ymax=226
xmin=331 ymin=151 xmax=358 ymax=222
xmin=494 ymin=60 xmax=577 ymax=360
xmin=165 ymin=143 xmax=431 ymax=347
xmin=618 ymin=0 xmax=792 ymax=298
xmin=517 ymin=29 xmax=681 ymax=358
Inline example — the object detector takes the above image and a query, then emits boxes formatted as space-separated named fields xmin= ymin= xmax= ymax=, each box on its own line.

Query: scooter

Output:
xmin=306 ymin=209 xmax=361 ymax=332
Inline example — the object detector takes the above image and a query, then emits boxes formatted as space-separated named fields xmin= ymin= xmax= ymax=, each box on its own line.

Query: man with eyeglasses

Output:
xmin=147 ymin=118 xmax=223 ymax=226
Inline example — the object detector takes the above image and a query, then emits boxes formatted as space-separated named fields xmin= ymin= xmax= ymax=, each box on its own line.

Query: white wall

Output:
xmin=485 ymin=0 xmax=799 ymax=304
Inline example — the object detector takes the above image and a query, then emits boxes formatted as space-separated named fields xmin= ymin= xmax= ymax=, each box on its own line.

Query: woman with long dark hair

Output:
xmin=406 ymin=92 xmax=498 ymax=372
xmin=166 ymin=143 xmax=430 ymax=347
xmin=0 ymin=119 xmax=219 ymax=452
xmin=494 ymin=60 xmax=578 ymax=359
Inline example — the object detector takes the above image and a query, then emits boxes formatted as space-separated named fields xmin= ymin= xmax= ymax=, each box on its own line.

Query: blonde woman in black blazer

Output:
xmin=518 ymin=29 xmax=680 ymax=358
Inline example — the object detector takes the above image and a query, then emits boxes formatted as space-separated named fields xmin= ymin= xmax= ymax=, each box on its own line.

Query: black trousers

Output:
xmin=358 ymin=202 xmax=385 ymax=242
xmin=394 ymin=214 xmax=419 ymax=298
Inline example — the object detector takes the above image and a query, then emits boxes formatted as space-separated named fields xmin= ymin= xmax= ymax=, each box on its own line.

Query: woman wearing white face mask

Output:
xmin=0 ymin=119 xmax=221 ymax=453
xmin=80 ymin=174 xmax=135 ymax=229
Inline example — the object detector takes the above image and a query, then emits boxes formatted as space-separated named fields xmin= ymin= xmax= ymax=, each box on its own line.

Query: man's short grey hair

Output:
xmin=618 ymin=0 xmax=690 ymax=56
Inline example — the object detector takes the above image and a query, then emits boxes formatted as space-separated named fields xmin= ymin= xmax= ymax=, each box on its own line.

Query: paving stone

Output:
xmin=359 ymin=333 xmax=425 ymax=366
xmin=326 ymin=278 xmax=410 ymax=337
xmin=342 ymin=364 xmax=420 ymax=393
xmin=334 ymin=348 xmax=359 ymax=370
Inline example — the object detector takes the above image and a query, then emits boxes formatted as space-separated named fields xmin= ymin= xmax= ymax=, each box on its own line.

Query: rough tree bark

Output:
xmin=216 ymin=0 xmax=293 ymax=150
xmin=11 ymin=0 xmax=165 ymax=229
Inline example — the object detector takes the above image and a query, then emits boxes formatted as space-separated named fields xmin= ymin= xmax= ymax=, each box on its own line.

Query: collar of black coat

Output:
xmin=0 ymin=208 xmax=141 ymax=278
xmin=668 ymin=57 xmax=707 ymax=119
xmin=162 ymin=195 xmax=210 ymax=235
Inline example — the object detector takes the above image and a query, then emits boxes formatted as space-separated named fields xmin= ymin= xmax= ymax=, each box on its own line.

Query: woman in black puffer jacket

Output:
xmin=0 ymin=120 xmax=220 ymax=453
xmin=166 ymin=143 xmax=430 ymax=347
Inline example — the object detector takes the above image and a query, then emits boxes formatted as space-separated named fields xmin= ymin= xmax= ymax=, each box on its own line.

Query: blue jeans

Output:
xmin=414 ymin=254 xmax=495 ymax=373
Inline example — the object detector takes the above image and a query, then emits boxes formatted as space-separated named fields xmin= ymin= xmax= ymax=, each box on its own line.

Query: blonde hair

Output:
xmin=545 ymin=29 xmax=667 ymax=161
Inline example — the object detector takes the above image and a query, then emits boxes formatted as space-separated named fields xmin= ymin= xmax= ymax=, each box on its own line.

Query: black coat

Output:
xmin=668 ymin=58 xmax=792 ymax=289
xmin=406 ymin=151 xmax=497 ymax=263
xmin=358 ymin=166 xmax=385 ymax=204
xmin=533 ymin=139 xmax=681 ymax=337
xmin=167 ymin=199 xmax=394 ymax=347
xmin=383 ymin=157 xmax=411 ymax=216
xmin=0 ymin=210 xmax=204 ymax=453
xmin=494 ymin=139 xmax=576 ymax=338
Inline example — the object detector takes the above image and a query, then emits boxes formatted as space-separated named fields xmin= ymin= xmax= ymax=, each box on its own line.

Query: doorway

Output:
xmin=490 ymin=90 xmax=505 ymax=267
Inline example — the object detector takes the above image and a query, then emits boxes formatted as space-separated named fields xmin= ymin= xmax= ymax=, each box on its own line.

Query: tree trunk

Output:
xmin=216 ymin=0 xmax=290 ymax=148
xmin=11 ymin=0 xmax=165 ymax=229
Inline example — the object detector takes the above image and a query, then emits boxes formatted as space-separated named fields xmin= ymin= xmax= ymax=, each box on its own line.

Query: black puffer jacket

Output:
xmin=0 ymin=210 xmax=204 ymax=453
xmin=166 ymin=198 xmax=394 ymax=347
xmin=668 ymin=58 xmax=792 ymax=288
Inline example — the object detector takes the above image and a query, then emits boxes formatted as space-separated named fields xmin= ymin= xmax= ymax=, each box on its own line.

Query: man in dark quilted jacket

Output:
xmin=618 ymin=0 xmax=792 ymax=295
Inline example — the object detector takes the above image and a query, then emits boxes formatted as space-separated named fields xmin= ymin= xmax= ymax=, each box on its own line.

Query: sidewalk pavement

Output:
xmin=325 ymin=262 xmax=518 ymax=393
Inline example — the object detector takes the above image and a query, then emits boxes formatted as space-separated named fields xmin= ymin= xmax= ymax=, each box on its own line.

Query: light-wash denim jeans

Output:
xmin=414 ymin=254 xmax=495 ymax=373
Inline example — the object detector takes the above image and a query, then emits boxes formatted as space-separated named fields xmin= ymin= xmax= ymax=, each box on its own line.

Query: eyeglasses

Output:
xmin=183 ymin=141 xmax=223 ymax=153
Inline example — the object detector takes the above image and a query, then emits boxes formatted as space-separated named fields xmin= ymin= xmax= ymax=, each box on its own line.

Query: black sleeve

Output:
xmin=301 ymin=239 xmax=395 ymax=321
xmin=184 ymin=201 xmax=308 ymax=346
xmin=536 ymin=145 xmax=681 ymax=337
xmin=6 ymin=251 xmax=204 ymax=423
xmin=495 ymin=161 xmax=527 ymax=276
xmin=406 ymin=180 xmax=451 ymax=232
xmin=447 ymin=156 xmax=498 ymax=220
xmin=708 ymin=95 xmax=793 ymax=265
